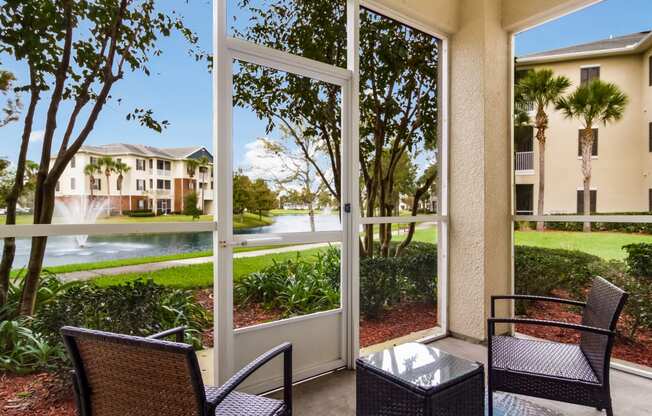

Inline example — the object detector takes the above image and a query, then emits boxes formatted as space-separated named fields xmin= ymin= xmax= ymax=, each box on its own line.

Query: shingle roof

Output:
xmin=519 ymin=30 xmax=651 ymax=60
xmin=76 ymin=143 xmax=208 ymax=160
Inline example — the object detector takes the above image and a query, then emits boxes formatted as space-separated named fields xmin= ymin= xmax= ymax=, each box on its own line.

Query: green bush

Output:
xmin=513 ymin=246 xmax=601 ymax=314
xmin=1 ymin=271 xmax=72 ymax=320
xmin=0 ymin=319 xmax=66 ymax=374
xmin=127 ymin=211 xmax=156 ymax=217
xmin=183 ymin=192 xmax=202 ymax=219
xmin=235 ymin=246 xmax=340 ymax=317
xmin=34 ymin=279 xmax=210 ymax=350
xmin=623 ymin=243 xmax=652 ymax=279
xmin=540 ymin=213 xmax=652 ymax=234
xmin=359 ymin=241 xmax=438 ymax=320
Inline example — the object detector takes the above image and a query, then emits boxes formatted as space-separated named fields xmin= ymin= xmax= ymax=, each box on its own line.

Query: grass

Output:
xmin=514 ymin=230 xmax=652 ymax=260
xmin=92 ymin=247 xmax=331 ymax=289
xmin=0 ymin=212 xmax=273 ymax=229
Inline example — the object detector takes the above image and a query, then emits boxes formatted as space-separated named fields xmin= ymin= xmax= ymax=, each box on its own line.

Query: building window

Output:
xmin=70 ymin=156 xmax=76 ymax=168
xmin=578 ymin=129 xmax=598 ymax=156
xmin=136 ymin=159 xmax=146 ymax=171
xmin=157 ymin=179 xmax=171 ymax=190
xmin=55 ymin=181 xmax=60 ymax=192
xmin=136 ymin=179 xmax=146 ymax=191
xmin=70 ymin=178 xmax=75 ymax=190
xmin=149 ymin=159 xmax=153 ymax=169
xmin=149 ymin=179 xmax=153 ymax=189
xmin=117 ymin=180 xmax=122 ymax=192
xmin=138 ymin=199 xmax=145 ymax=209
xmin=649 ymin=122 xmax=652 ymax=152
xmin=90 ymin=156 xmax=98 ymax=165
xmin=189 ymin=181 xmax=194 ymax=190
xmin=649 ymin=55 xmax=652 ymax=86
xmin=515 ymin=184 xmax=533 ymax=215
xmin=92 ymin=179 xmax=101 ymax=191
xmin=157 ymin=160 xmax=171 ymax=171
xmin=577 ymin=190 xmax=597 ymax=214
xmin=580 ymin=66 xmax=600 ymax=85
xmin=649 ymin=189 xmax=652 ymax=212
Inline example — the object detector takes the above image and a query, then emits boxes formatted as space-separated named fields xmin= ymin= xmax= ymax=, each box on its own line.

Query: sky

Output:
xmin=1 ymin=0 xmax=652 ymax=173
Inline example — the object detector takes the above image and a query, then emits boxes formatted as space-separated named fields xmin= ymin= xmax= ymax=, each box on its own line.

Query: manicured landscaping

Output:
xmin=514 ymin=230 xmax=652 ymax=260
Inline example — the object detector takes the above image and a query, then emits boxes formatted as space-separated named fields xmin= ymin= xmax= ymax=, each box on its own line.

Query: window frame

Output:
xmin=580 ymin=65 xmax=600 ymax=85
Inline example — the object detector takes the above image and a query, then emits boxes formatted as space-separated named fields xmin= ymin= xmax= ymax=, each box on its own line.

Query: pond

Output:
xmin=7 ymin=214 xmax=341 ymax=267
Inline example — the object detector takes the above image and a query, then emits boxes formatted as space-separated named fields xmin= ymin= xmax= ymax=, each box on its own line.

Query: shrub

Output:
xmin=359 ymin=241 xmax=438 ymax=319
xmin=127 ymin=211 xmax=156 ymax=217
xmin=623 ymin=243 xmax=652 ymax=280
xmin=34 ymin=279 xmax=209 ymax=350
xmin=0 ymin=319 xmax=66 ymax=374
xmin=183 ymin=192 xmax=202 ymax=219
xmin=234 ymin=246 xmax=340 ymax=317
xmin=513 ymin=246 xmax=602 ymax=314
xmin=1 ymin=271 xmax=72 ymax=320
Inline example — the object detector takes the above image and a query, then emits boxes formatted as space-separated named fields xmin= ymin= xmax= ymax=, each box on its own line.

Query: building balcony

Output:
xmin=515 ymin=151 xmax=534 ymax=174
xmin=156 ymin=169 xmax=172 ymax=177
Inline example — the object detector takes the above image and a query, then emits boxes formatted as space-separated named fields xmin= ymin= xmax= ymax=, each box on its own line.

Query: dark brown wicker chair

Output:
xmin=61 ymin=326 xmax=292 ymax=416
xmin=487 ymin=276 xmax=627 ymax=416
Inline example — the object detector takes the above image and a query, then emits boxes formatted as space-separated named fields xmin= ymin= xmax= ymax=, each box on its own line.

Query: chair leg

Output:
xmin=487 ymin=388 xmax=493 ymax=416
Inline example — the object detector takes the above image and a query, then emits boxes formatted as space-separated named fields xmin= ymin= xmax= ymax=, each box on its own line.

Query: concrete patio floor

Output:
xmin=200 ymin=337 xmax=651 ymax=416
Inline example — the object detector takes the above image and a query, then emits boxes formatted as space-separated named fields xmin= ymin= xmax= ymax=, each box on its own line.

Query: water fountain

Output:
xmin=54 ymin=197 xmax=108 ymax=247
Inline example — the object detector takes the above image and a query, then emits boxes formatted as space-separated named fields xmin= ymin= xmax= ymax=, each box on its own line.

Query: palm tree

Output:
xmin=183 ymin=159 xmax=199 ymax=214
xmin=97 ymin=156 xmax=115 ymax=216
xmin=83 ymin=163 xmax=100 ymax=199
xmin=196 ymin=156 xmax=211 ymax=214
xmin=557 ymin=79 xmax=628 ymax=232
xmin=114 ymin=161 xmax=131 ymax=215
xmin=516 ymin=69 xmax=571 ymax=231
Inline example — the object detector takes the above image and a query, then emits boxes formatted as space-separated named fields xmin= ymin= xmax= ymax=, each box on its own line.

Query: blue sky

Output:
xmin=2 ymin=0 xmax=651 ymax=168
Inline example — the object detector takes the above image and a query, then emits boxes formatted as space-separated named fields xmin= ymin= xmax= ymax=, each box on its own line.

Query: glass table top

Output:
xmin=358 ymin=343 xmax=481 ymax=391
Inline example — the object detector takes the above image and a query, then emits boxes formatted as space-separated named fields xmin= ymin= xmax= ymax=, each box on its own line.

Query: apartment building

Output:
xmin=53 ymin=143 xmax=214 ymax=215
xmin=514 ymin=31 xmax=652 ymax=215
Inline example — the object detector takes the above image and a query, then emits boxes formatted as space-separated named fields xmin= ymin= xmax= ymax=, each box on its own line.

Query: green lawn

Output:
xmin=0 ymin=212 xmax=273 ymax=229
xmin=92 ymin=247 xmax=331 ymax=289
xmin=514 ymin=230 xmax=652 ymax=260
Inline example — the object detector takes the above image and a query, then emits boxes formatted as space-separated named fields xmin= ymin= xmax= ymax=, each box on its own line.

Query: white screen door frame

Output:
xmin=213 ymin=0 xmax=356 ymax=392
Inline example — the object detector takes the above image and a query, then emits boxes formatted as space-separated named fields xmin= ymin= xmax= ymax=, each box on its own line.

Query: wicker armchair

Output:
xmin=61 ymin=326 xmax=292 ymax=416
xmin=487 ymin=276 xmax=627 ymax=416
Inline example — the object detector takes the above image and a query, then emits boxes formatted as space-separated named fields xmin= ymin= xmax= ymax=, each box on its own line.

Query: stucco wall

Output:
xmin=516 ymin=53 xmax=648 ymax=214
xmin=449 ymin=0 xmax=511 ymax=341
xmin=502 ymin=0 xmax=599 ymax=32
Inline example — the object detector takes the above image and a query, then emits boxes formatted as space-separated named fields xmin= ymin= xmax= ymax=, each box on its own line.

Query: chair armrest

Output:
xmin=206 ymin=342 xmax=292 ymax=413
xmin=491 ymin=295 xmax=586 ymax=317
xmin=146 ymin=326 xmax=186 ymax=343
xmin=488 ymin=318 xmax=614 ymax=337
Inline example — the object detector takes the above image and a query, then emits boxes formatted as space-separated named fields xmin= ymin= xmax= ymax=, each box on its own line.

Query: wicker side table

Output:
xmin=356 ymin=343 xmax=484 ymax=416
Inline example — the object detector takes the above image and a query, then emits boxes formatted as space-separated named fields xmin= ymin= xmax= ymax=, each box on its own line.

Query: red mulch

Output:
xmin=516 ymin=289 xmax=652 ymax=367
xmin=360 ymin=302 xmax=438 ymax=347
xmin=0 ymin=372 xmax=75 ymax=416
xmin=195 ymin=289 xmax=438 ymax=349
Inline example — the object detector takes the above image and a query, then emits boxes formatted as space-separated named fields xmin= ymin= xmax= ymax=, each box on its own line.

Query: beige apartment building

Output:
xmin=514 ymin=31 xmax=652 ymax=215
xmin=53 ymin=144 xmax=214 ymax=215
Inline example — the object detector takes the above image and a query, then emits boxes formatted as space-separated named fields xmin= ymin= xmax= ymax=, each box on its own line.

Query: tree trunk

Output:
xmin=581 ymin=127 xmax=593 ymax=232
xmin=19 ymin=184 xmax=56 ymax=315
xmin=534 ymin=108 xmax=548 ymax=232
xmin=105 ymin=174 xmax=111 ymax=216
xmin=0 ymin=81 xmax=39 ymax=310
xmin=308 ymin=201 xmax=316 ymax=233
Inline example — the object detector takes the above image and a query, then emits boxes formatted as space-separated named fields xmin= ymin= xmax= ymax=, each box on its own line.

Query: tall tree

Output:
xmin=97 ymin=156 xmax=115 ymax=216
xmin=556 ymin=79 xmax=628 ymax=232
xmin=84 ymin=163 xmax=100 ymax=199
xmin=247 ymin=179 xmax=277 ymax=220
xmin=233 ymin=169 xmax=252 ymax=222
xmin=516 ymin=69 xmax=571 ymax=231
xmin=0 ymin=0 xmax=199 ymax=315
xmin=114 ymin=160 xmax=130 ymax=215
xmin=232 ymin=2 xmax=439 ymax=258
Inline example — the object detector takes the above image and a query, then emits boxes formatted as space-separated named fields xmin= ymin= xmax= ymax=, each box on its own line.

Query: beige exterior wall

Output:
xmin=516 ymin=49 xmax=652 ymax=214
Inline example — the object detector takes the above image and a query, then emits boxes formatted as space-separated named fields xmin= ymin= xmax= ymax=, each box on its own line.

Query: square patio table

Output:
xmin=356 ymin=342 xmax=484 ymax=416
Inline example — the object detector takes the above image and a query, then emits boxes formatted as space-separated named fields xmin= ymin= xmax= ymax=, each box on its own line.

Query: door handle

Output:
xmin=219 ymin=237 xmax=283 ymax=248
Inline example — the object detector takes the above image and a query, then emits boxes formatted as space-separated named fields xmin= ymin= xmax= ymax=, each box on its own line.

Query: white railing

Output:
xmin=157 ymin=169 xmax=171 ymax=177
xmin=515 ymin=151 xmax=534 ymax=172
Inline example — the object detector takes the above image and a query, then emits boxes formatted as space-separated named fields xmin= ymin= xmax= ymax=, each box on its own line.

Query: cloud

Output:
xmin=29 ymin=130 xmax=44 ymax=142
xmin=240 ymin=138 xmax=290 ymax=181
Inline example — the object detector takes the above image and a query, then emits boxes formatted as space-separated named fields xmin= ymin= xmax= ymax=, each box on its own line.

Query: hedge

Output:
xmin=516 ymin=212 xmax=652 ymax=234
